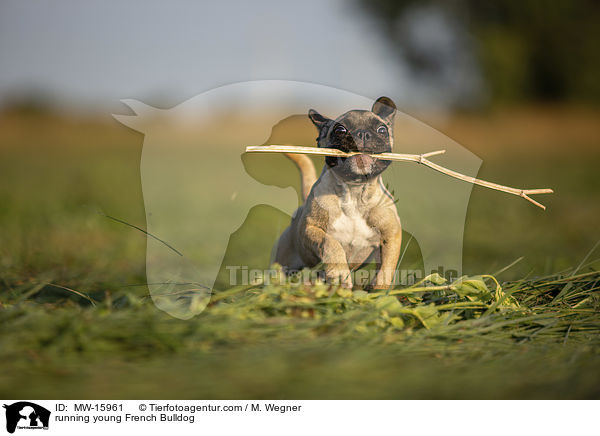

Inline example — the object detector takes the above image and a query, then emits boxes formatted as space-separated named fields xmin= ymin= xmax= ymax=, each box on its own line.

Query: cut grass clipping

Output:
xmin=2 ymin=263 xmax=599 ymax=398
xmin=5 ymin=266 xmax=598 ymax=336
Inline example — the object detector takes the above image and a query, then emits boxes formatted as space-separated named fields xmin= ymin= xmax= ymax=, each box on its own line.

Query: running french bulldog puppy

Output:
xmin=274 ymin=97 xmax=402 ymax=289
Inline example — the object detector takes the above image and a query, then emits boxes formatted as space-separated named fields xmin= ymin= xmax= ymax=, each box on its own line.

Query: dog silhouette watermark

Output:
xmin=3 ymin=402 xmax=50 ymax=433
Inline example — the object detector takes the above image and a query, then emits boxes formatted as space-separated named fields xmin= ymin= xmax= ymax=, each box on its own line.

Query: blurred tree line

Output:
xmin=358 ymin=0 xmax=600 ymax=105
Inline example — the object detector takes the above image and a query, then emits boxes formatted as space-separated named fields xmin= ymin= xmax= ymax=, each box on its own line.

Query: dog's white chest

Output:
xmin=329 ymin=195 xmax=378 ymax=254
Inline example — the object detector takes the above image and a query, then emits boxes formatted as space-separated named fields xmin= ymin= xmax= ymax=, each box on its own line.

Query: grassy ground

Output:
xmin=0 ymin=107 xmax=599 ymax=399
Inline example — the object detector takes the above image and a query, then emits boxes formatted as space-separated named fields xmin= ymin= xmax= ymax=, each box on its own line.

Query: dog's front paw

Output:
xmin=372 ymin=269 xmax=395 ymax=290
xmin=326 ymin=268 xmax=353 ymax=289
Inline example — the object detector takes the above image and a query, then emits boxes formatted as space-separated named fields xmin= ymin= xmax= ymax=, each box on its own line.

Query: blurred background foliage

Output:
xmin=358 ymin=0 xmax=600 ymax=106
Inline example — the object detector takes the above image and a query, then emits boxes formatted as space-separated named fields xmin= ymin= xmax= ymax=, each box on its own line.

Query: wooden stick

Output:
xmin=245 ymin=145 xmax=447 ymax=162
xmin=245 ymin=145 xmax=554 ymax=210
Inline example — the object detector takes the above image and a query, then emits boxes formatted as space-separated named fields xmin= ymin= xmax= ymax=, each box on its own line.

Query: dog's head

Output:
xmin=308 ymin=96 xmax=396 ymax=182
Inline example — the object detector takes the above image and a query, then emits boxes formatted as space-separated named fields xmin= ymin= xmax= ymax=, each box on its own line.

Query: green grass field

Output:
xmin=1 ymin=108 xmax=599 ymax=399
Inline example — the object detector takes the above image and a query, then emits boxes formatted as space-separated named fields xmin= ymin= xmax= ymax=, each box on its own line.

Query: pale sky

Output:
xmin=0 ymin=0 xmax=431 ymax=111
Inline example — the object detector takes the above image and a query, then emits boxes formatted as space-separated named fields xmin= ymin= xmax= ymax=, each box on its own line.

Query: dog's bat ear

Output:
xmin=308 ymin=109 xmax=331 ymax=131
xmin=372 ymin=96 xmax=397 ymax=123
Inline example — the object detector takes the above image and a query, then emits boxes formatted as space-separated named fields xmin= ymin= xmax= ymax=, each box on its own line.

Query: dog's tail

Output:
xmin=285 ymin=153 xmax=317 ymax=202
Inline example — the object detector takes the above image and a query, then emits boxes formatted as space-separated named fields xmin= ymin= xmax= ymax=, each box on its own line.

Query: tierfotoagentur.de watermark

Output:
xmin=225 ymin=265 xmax=459 ymax=287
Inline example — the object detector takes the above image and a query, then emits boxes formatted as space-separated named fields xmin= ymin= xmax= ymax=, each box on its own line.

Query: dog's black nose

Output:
xmin=355 ymin=130 xmax=371 ymax=141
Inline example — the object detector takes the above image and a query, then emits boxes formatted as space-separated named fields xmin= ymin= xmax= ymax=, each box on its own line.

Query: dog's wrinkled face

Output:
xmin=309 ymin=96 xmax=396 ymax=182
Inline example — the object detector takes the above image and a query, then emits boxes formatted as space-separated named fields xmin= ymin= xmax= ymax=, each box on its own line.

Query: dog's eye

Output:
xmin=333 ymin=124 xmax=347 ymax=134
xmin=377 ymin=125 xmax=388 ymax=135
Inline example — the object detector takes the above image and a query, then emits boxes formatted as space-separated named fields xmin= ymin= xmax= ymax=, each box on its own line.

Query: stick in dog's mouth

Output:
xmin=245 ymin=145 xmax=554 ymax=209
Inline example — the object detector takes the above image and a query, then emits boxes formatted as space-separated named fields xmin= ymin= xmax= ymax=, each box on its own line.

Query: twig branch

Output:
xmin=245 ymin=145 xmax=554 ymax=210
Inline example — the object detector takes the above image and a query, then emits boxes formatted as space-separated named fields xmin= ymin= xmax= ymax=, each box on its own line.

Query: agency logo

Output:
xmin=3 ymin=402 xmax=50 ymax=434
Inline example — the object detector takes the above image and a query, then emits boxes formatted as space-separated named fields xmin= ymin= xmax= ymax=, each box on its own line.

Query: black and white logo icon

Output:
xmin=3 ymin=402 xmax=50 ymax=434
